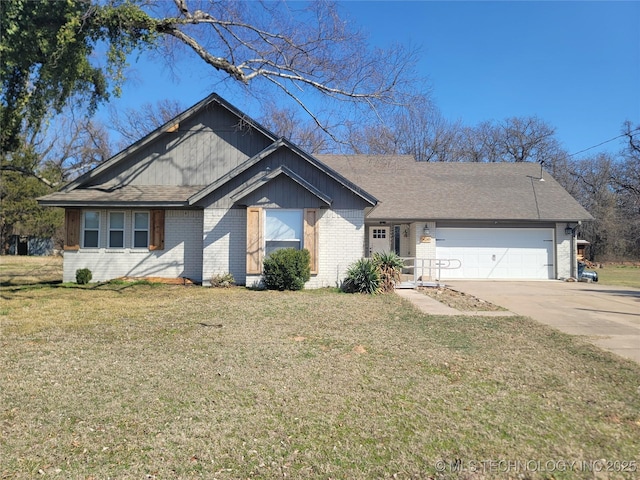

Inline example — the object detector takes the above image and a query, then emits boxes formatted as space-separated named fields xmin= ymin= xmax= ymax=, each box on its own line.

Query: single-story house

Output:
xmin=38 ymin=93 xmax=593 ymax=286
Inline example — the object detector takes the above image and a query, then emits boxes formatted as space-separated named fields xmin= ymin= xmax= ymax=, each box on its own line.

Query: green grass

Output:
xmin=596 ymin=264 xmax=640 ymax=288
xmin=1 ymin=258 xmax=639 ymax=479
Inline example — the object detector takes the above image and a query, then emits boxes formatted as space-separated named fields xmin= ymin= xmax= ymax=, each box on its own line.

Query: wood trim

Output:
xmin=246 ymin=207 xmax=263 ymax=274
xmin=64 ymin=208 xmax=81 ymax=251
xmin=149 ymin=210 xmax=165 ymax=250
xmin=304 ymin=208 xmax=319 ymax=274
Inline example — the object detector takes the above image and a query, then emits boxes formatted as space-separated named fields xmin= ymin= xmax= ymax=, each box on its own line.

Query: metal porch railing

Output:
xmin=396 ymin=257 xmax=462 ymax=288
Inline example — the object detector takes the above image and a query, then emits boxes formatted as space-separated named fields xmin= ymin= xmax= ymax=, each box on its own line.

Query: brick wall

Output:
xmin=202 ymin=208 xmax=246 ymax=286
xmin=63 ymin=210 xmax=203 ymax=283
xmin=556 ymin=223 xmax=573 ymax=279
xmin=203 ymin=207 xmax=365 ymax=288
xmin=415 ymin=221 xmax=437 ymax=280
xmin=312 ymin=209 xmax=365 ymax=288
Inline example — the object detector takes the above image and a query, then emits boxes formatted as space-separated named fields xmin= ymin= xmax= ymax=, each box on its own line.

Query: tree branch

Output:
xmin=0 ymin=165 xmax=55 ymax=187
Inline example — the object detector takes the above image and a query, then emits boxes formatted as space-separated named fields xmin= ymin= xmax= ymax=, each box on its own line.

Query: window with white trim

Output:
xmin=82 ymin=211 xmax=100 ymax=248
xmin=133 ymin=212 xmax=150 ymax=248
xmin=108 ymin=212 xmax=125 ymax=248
xmin=265 ymin=209 xmax=302 ymax=256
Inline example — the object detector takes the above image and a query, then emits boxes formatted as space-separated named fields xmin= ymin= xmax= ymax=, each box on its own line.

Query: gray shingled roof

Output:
xmin=316 ymin=155 xmax=593 ymax=222
xmin=38 ymin=185 xmax=205 ymax=207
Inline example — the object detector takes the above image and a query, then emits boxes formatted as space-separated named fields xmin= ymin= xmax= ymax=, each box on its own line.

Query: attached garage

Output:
xmin=317 ymin=156 xmax=595 ymax=282
xmin=436 ymin=227 xmax=554 ymax=279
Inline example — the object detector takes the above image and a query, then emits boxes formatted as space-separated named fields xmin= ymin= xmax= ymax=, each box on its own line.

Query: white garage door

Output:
xmin=436 ymin=228 xmax=554 ymax=279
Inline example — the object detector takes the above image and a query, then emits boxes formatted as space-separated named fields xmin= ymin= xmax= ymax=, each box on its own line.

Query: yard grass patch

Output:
xmin=0 ymin=255 xmax=63 ymax=286
xmin=2 ymin=271 xmax=639 ymax=478
xmin=597 ymin=264 xmax=640 ymax=289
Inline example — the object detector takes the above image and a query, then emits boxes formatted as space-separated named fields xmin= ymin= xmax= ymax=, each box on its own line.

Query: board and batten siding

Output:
xmin=62 ymin=210 xmax=203 ymax=283
xmin=202 ymin=208 xmax=365 ymax=288
xmin=195 ymin=153 xmax=372 ymax=211
xmin=85 ymin=104 xmax=273 ymax=188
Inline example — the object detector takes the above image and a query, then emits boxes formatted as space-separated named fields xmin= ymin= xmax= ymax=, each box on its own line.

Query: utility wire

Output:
xmin=568 ymin=126 xmax=640 ymax=157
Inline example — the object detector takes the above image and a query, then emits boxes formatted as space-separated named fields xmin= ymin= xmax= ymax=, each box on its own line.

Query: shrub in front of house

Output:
xmin=75 ymin=268 xmax=92 ymax=285
xmin=342 ymin=258 xmax=381 ymax=294
xmin=211 ymin=272 xmax=235 ymax=288
xmin=262 ymin=248 xmax=311 ymax=291
xmin=372 ymin=251 xmax=404 ymax=293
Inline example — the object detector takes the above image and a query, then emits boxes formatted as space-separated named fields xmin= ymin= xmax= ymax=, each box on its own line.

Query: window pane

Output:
xmin=109 ymin=231 xmax=124 ymax=248
xmin=84 ymin=211 xmax=99 ymax=229
xmin=266 ymin=240 xmax=300 ymax=256
xmin=84 ymin=231 xmax=99 ymax=248
xmin=134 ymin=231 xmax=148 ymax=248
xmin=265 ymin=210 xmax=302 ymax=241
xmin=110 ymin=212 xmax=124 ymax=229
xmin=134 ymin=212 xmax=149 ymax=229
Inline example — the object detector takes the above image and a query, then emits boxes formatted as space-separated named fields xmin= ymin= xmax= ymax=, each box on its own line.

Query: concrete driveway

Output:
xmin=446 ymin=281 xmax=640 ymax=364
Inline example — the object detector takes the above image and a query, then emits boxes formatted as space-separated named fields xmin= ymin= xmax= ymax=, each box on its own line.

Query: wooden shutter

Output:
xmin=64 ymin=208 xmax=81 ymax=250
xmin=149 ymin=210 xmax=165 ymax=250
xmin=246 ymin=207 xmax=263 ymax=274
xmin=304 ymin=208 xmax=319 ymax=274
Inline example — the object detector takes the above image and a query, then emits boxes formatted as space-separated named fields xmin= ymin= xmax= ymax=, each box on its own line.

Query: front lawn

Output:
xmin=1 ymin=275 xmax=639 ymax=478
xmin=596 ymin=264 xmax=640 ymax=289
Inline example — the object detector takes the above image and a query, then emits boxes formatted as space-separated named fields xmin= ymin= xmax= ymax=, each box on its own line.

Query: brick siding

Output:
xmin=63 ymin=210 xmax=203 ymax=283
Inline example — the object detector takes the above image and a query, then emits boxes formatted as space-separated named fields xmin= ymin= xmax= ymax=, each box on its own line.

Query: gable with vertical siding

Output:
xmin=85 ymin=102 xmax=274 ymax=188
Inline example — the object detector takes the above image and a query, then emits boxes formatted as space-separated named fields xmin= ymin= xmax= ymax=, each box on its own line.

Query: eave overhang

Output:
xmin=37 ymin=199 xmax=195 ymax=208
xmin=37 ymin=185 xmax=204 ymax=208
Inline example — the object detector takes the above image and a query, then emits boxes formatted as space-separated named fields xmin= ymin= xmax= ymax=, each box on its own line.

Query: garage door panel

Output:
xmin=436 ymin=228 xmax=554 ymax=280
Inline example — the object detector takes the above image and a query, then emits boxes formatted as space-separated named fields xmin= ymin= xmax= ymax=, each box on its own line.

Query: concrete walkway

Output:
xmin=394 ymin=288 xmax=515 ymax=317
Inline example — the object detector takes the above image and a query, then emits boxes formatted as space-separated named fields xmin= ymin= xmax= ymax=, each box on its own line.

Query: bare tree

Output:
xmin=458 ymin=121 xmax=503 ymax=163
xmin=500 ymin=117 xmax=563 ymax=164
xmin=343 ymin=122 xmax=399 ymax=156
xmin=339 ymin=95 xmax=463 ymax=161
xmin=1 ymin=107 xmax=112 ymax=187
xmin=454 ymin=117 xmax=565 ymax=164
xmin=258 ymin=103 xmax=329 ymax=154
xmin=393 ymin=97 xmax=463 ymax=162
xmin=611 ymin=122 xmax=640 ymax=257
xmin=38 ymin=115 xmax=112 ymax=183
xmin=568 ymin=154 xmax=629 ymax=260
xmin=614 ymin=121 xmax=640 ymax=198
xmin=108 ymin=99 xmax=185 ymax=151
xmin=141 ymin=0 xmax=419 ymax=141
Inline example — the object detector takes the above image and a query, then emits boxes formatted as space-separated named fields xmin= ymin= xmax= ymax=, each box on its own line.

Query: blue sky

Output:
xmin=102 ymin=1 xmax=640 ymax=157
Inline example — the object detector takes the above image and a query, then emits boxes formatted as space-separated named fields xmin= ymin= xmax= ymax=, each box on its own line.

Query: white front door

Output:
xmin=369 ymin=227 xmax=390 ymax=255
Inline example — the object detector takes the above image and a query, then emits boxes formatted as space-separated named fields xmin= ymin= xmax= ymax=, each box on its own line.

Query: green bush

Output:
xmin=372 ymin=251 xmax=404 ymax=293
xmin=75 ymin=268 xmax=92 ymax=285
xmin=343 ymin=253 xmax=404 ymax=295
xmin=262 ymin=248 xmax=311 ymax=291
xmin=342 ymin=258 xmax=381 ymax=294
